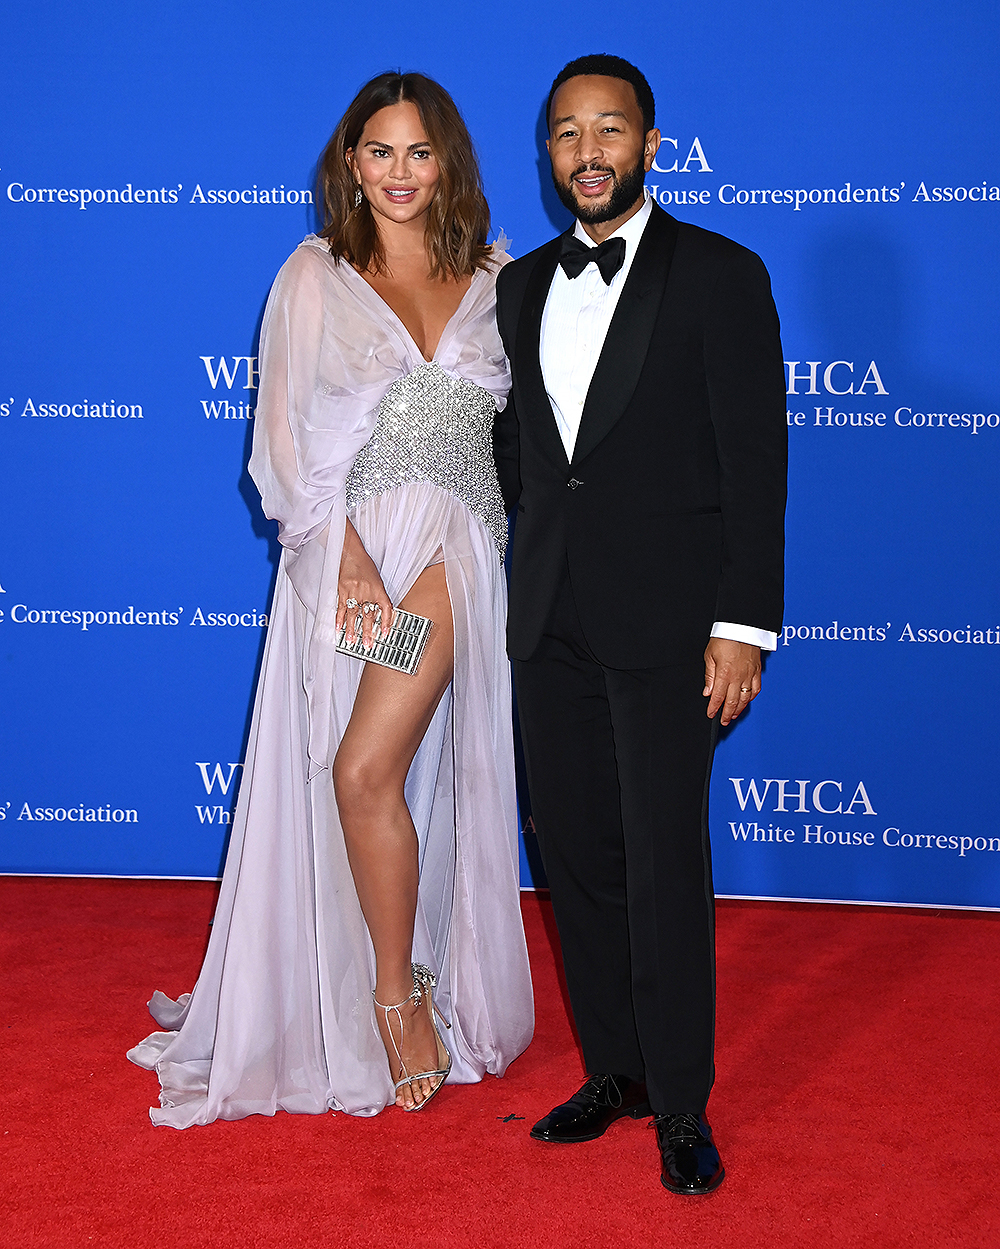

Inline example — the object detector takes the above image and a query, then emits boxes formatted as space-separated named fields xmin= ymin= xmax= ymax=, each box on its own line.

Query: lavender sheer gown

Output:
xmin=127 ymin=236 xmax=534 ymax=1127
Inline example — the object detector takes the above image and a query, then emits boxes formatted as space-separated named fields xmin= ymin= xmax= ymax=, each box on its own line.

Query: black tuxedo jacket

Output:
xmin=494 ymin=203 xmax=788 ymax=668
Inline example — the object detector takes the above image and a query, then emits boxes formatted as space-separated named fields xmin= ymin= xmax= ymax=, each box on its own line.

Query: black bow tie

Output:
xmin=558 ymin=233 xmax=626 ymax=285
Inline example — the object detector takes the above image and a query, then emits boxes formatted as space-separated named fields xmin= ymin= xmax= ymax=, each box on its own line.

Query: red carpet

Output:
xmin=1 ymin=878 xmax=998 ymax=1248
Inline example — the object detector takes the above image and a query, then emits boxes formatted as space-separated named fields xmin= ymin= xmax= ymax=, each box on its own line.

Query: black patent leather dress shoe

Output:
xmin=530 ymin=1074 xmax=651 ymax=1143
xmin=653 ymin=1112 xmax=725 ymax=1194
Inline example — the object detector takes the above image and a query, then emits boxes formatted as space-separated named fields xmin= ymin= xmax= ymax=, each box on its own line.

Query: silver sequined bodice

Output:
xmin=346 ymin=362 xmax=507 ymax=557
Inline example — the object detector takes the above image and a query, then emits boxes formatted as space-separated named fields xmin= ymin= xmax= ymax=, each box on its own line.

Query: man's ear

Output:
xmin=643 ymin=128 xmax=661 ymax=174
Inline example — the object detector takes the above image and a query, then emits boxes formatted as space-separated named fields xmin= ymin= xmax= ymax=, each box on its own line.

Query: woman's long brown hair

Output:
xmin=317 ymin=72 xmax=492 ymax=280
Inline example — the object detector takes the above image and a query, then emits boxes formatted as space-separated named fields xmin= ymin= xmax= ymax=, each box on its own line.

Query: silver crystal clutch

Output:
xmin=334 ymin=607 xmax=432 ymax=676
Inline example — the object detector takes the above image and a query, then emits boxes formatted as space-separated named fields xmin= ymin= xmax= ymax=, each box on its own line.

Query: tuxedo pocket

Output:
xmin=638 ymin=505 xmax=722 ymax=522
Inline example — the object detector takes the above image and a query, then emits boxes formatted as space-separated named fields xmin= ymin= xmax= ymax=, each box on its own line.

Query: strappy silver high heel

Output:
xmin=373 ymin=963 xmax=452 ymax=1112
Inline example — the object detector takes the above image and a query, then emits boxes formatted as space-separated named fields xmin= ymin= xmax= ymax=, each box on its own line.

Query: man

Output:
xmin=494 ymin=54 xmax=786 ymax=1194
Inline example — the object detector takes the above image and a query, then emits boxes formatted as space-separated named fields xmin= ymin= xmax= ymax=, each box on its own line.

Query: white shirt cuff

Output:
xmin=711 ymin=621 xmax=777 ymax=651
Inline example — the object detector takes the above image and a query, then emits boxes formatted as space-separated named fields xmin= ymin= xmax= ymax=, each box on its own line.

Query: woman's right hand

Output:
xmin=337 ymin=520 xmax=394 ymax=648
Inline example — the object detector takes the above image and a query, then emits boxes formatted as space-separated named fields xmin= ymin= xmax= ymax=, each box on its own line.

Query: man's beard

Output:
xmin=553 ymin=153 xmax=647 ymax=224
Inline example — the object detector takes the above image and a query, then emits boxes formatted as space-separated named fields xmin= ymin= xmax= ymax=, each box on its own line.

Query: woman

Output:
xmin=128 ymin=72 xmax=533 ymax=1125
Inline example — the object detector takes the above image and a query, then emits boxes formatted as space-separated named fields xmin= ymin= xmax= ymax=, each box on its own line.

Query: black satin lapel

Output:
xmin=515 ymin=236 xmax=569 ymax=470
xmin=572 ymin=208 xmax=679 ymax=466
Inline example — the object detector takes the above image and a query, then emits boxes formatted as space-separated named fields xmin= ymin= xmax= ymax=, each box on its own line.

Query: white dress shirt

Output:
xmin=538 ymin=194 xmax=776 ymax=651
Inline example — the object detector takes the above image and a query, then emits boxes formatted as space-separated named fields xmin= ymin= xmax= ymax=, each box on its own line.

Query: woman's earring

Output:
xmin=354 ymin=186 xmax=363 ymax=209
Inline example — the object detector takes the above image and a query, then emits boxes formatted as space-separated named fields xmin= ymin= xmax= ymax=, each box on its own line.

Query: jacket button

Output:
xmin=567 ymin=478 xmax=583 ymax=490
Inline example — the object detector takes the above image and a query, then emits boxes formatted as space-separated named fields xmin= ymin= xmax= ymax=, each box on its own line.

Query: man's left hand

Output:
xmin=703 ymin=639 xmax=762 ymax=725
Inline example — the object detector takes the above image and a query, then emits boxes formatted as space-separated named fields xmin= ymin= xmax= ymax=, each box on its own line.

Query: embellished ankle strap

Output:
xmin=372 ymin=963 xmax=436 ymax=1014
xmin=373 ymin=963 xmax=452 ymax=1110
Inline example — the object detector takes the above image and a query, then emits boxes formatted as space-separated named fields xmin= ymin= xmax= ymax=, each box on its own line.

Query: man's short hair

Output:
xmin=546 ymin=54 xmax=656 ymax=135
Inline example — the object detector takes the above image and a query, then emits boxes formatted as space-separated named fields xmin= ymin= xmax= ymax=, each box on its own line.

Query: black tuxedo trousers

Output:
xmin=514 ymin=561 xmax=718 ymax=1115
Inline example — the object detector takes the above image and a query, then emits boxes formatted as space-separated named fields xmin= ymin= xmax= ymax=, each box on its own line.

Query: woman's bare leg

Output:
xmin=333 ymin=562 xmax=454 ymax=1108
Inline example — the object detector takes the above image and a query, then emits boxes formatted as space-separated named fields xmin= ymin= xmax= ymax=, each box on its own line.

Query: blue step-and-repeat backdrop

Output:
xmin=2 ymin=2 xmax=997 ymax=908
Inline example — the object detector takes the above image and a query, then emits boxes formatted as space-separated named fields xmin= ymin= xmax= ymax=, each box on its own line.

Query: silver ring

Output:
xmin=345 ymin=598 xmax=359 ymax=610
xmin=740 ymin=688 xmax=750 ymax=695
xmin=363 ymin=602 xmax=376 ymax=614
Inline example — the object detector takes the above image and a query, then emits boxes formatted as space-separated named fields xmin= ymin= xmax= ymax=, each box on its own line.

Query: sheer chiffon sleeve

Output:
xmin=249 ymin=244 xmax=398 ymax=551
